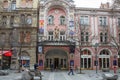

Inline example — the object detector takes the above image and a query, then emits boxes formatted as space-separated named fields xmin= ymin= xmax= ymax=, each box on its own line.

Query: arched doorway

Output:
xmin=45 ymin=49 xmax=68 ymax=70
xmin=81 ymin=49 xmax=92 ymax=69
xmin=99 ymin=49 xmax=110 ymax=69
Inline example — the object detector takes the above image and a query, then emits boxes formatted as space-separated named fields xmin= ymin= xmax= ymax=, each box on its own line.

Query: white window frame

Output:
xmin=99 ymin=16 xmax=107 ymax=26
xmin=80 ymin=16 xmax=89 ymax=25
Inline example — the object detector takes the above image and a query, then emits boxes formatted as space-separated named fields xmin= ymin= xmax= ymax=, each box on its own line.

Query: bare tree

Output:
xmin=112 ymin=0 xmax=120 ymax=8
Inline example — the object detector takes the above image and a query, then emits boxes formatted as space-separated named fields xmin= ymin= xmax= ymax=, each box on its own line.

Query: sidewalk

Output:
xmin=0 ymin=70 xmax=119 ymax=80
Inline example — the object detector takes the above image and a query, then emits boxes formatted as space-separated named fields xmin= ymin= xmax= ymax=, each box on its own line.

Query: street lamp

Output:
xmin=94 ymin=43 xmax=99 ymax=74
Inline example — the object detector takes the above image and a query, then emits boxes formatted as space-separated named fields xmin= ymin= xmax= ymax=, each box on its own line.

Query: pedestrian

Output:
xmin=68 ymin=66 xmax=74 ymax=75
xmin=34 ymin=63 xmax=38 ymax=70
xmin=50 ymin=63 xmax=54 ymax=72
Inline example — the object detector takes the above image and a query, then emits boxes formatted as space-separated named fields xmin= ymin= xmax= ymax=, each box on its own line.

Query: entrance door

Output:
xmin=99 ymin=58 xmax=109 ymax=68
xmin=54 ymin=58 xmax=59 ymax=69
xmin=81 ymin=58 xmax=91 ymax=69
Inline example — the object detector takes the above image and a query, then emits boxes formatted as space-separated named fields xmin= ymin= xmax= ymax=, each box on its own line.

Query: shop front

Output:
xmin=0 ymin=51 xmax=12 ymax=69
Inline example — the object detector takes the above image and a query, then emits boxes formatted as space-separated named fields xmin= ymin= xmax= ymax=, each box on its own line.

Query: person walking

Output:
xmin=34 ymin=63 xmax=38 ymax=70
xmin=68 ymin=66 xmax=74 ymax=75
xmin=50 ymin=63 xmax=54 ymax=72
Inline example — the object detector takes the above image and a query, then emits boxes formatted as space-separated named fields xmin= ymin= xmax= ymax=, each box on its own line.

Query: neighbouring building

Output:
xmin=0 ymin=0 xmax=38 ymax=69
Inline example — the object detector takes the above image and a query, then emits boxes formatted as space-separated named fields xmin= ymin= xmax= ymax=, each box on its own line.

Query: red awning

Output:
xmin=3 ymin=51 xmax=12 ymax=57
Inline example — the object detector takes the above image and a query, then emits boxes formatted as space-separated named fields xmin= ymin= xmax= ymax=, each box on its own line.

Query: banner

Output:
xmin=69 ymin=30 xmax=74 ymax=36
xmin=39 ymin=28 xmax=44 ymax=34
xmin=38 ymin=46 xmax=42 ymax=53
xmin=69 ymin=21 xmax=74 ymax=27
xmin=39 ymin=20 xmax=44 ymax=27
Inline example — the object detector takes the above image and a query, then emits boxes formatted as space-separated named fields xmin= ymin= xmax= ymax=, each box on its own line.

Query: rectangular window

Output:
xmin=99 ymin=17 xmax=107 ymax=26
xmin=60 ymin=31 xmax=65 ymax=41
xmin=86 ymin=32 xmax=89 ymax=42
xmin=48 ymin=31 xmax=53 ymax=41
xmin=81 ymin=32 xmax=84 ymax=42
xmin=11 ymin=1 xmax=16 ymax=10
xmin=80 ymin=16 xmax=89 ymax=25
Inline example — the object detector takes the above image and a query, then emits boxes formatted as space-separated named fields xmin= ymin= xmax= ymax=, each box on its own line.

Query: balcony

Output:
xmin=38 ymin=40 xmax=75 ymax=46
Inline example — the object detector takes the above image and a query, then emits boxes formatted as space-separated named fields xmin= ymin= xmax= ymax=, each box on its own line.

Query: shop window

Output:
xmin=23 ymin=60 xmax=30 ymax=67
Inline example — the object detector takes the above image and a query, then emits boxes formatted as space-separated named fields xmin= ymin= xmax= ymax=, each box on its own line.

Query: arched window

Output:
xmin=2 ymin=16 xmax=7 ymax=26
xmin=81 ymin=49 xmax=91 ymax=55
xmin=26 ymin=14 xmax=32 ymax=25
xmin=3 ymin=0 xmax=8 ymax=9
xmin=21 ymin=14 xmax=25 ymax=25
xmin=48 ymin=15 xmax=54 ymax=25
xmin=100 ymin=50 xmax=109 ymax=55
xmin=10 ymin=16 xmax=14 ymax=26
xmin=27 ymin=0 xmax=33 ymax=8
xmin=60 ymin=16 xmax=65 ymax=25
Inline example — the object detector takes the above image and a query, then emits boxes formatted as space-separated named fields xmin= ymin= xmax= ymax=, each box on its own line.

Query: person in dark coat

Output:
xmin=68 ymin=66 xmax=74 ymax=75
xmin=34 ymin=63 xmax=38 ymax=70
xmin=50 ymin=63 xmax=54 ymax=72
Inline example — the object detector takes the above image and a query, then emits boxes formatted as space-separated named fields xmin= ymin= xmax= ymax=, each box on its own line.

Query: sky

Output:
xmin=74 ymin=0 xmax=112 ymax=8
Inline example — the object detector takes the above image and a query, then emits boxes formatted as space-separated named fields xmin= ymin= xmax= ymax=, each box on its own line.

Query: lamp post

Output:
xmin=94 ymin=43 xmax=99 ymax=74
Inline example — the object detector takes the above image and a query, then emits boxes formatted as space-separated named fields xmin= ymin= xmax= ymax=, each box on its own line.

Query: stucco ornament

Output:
xmin=54 ymin=26 xmax=59 ymax=39
xmin=54 ymin=9 xmax=59 ymax=14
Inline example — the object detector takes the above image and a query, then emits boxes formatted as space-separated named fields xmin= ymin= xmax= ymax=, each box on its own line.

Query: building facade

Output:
xmin=38 ymin=0 xmax=120 ymax=70
xmin=0 ymin=0 xmax=120 ymax=70
xmin=0 ymin=0 xmax=38 ymax=69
